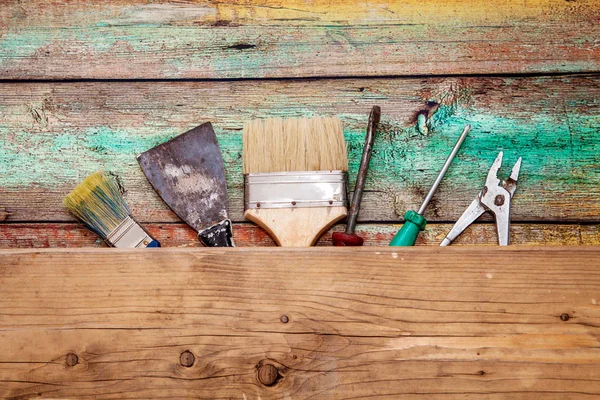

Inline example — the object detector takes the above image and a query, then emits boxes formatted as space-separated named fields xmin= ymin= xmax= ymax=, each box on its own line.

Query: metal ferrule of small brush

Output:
xmin=105 ymin=216 xmax=160 ymax=248
xmin=244 ymin=171 xmax=348 ymax=209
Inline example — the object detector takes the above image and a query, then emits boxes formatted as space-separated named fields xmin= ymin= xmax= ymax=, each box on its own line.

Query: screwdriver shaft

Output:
xmin=417 ymin=125 xmax=471 ymax=215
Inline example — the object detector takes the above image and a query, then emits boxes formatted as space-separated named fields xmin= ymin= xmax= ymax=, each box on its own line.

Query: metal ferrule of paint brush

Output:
xmin=105 ymin=216 xmax=160 ymax=248
xmin=244 ymin=171 xmax=348 ymax=210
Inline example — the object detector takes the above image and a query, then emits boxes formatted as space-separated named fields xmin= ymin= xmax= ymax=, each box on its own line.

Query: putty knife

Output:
xmin=137 ymin=122 xmax=234 ymax=247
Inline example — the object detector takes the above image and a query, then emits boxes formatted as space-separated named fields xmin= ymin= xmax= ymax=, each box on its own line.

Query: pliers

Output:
xmin=440 ymin=152 xmax=522 ymax=246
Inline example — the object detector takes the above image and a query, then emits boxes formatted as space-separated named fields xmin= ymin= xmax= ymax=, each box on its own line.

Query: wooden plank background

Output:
xmin=1 ymin=247 xmax=599 ymax=399
xmin=1 ymin=0 xmax=599 ymax=79
xmin=0 ymin=0 xmax=599 ymax=246
xmin=1 ymin=2 xmax=600 ymax=397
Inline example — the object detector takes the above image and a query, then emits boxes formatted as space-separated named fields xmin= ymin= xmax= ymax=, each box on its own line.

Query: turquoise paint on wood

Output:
xmin=1 ymin=107 xmax=597 ymax=204
xmin=0 ymin=77 xmax=598 ymax=223
xmin=1 ymin=22 xmax=598 ymax=79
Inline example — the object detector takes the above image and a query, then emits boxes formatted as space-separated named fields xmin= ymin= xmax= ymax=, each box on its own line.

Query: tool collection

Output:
xmin=64 ymin=108 xmax=523 ymax=248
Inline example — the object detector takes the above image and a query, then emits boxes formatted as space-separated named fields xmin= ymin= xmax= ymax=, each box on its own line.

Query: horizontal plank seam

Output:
xmin=0 ymin=71 xmax=599 ymax=84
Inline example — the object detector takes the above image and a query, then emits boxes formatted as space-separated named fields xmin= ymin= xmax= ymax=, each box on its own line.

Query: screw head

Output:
xmin=66 ymin=353 xmax=78 ymax=367
xmin=280 ymin=315 xmax=289 ymax=323
xmin=180 ymin=350 xmax=195 ymax=367
xmin=494 ymin=194 xmax=505 ymax=206
xmin=560 ymin=313 xmax=570 ymax=321
xmin=258 ymin=364 xmax=279 ymax=386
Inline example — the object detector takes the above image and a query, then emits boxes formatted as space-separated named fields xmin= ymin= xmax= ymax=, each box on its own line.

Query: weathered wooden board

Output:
xmin=1 ymin=222 xmax=599 ymax=248
xmin=1 ymin=0 xmax=598 ymax=79
xmin=0 ymin=247 xmax=599 ymax=399
xmin=1 ymin=76 xmax=599 ymax=224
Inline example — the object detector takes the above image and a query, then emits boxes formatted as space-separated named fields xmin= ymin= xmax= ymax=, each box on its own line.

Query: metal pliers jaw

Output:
xmin=440 ymin=152 xmax=522 ymax=246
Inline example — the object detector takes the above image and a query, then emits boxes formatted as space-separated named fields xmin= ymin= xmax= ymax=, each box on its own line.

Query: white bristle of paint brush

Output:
xmin=242 ymin=116 xmax=348 ymax=174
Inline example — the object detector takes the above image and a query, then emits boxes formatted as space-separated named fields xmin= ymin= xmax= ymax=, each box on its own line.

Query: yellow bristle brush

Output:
xmin=243 ymin=116 xmax=348 ymax=246
xmin=64 ymin=171 xmax=160 ymax=248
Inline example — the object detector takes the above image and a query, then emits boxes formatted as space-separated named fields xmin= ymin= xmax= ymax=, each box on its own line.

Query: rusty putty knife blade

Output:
xmin=137 ymin=122 xmax=233 ymax=246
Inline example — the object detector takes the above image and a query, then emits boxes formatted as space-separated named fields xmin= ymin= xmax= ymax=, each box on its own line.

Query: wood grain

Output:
xmin=1 ymin=76 xmax=599 ymax=225
xmin=0 ymin=247 xmax=599 ymax=398
xmin=0 ymin=0 xmax=598 ymax=79
xmin=244 ymin=207 xmax=348 ymax=247
xmin=1 ymin=222 xmax=599 ymax=248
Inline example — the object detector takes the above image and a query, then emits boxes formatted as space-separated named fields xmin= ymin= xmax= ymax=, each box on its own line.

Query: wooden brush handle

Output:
xmin=244 ymin=207 xmax=347 ymax=247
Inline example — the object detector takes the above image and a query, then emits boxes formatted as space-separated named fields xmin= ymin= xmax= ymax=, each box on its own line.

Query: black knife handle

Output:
xmin=198 ymin=219 xmax=235 ymax=247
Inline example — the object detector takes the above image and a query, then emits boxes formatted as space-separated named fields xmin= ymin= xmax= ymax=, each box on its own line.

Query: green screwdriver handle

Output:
xmin=389 ymin=210 xmax=427 ymax=246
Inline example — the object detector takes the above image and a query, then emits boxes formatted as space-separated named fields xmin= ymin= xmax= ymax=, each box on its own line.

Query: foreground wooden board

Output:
xmin=1 ymin=222 xmax=599 ymax=247
xmin=1 ymin=76 xmax=599 ymax=223
xmin=1 ymin=0 xmax=598 ymax=79
xmin=0 ymin=247 xmax=599 ymax=399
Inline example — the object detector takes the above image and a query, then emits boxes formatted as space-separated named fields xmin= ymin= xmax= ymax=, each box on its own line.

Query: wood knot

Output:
xmin=65 ymin=353 xmax=78 ymax=367
xmin=227 ymin=43 xmax=256 ymax=50
xmin=180 ymin=350 xmax=195 ymax=367
xmin=257 ymin=363 xmax=280 ymax=387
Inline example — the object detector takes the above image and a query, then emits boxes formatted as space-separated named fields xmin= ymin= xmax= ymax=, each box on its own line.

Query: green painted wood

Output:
xmin=0 ymin=0 xmax=598 ymax=79
xmin=0 ymin=76 xmax=598 ymax=224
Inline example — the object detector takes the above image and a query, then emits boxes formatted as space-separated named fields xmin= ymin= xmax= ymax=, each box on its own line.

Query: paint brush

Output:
xmin=243 ymin=116 xmax=348 ymax=247
xmin=64 ymin=171 xmax=160 ymax=248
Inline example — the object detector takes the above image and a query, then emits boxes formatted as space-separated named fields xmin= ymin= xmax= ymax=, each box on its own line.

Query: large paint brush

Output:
xmin=243 ymin=116 xmax=348 ymax=247
xmin=64 ymin=171 xmax=160 ymax=248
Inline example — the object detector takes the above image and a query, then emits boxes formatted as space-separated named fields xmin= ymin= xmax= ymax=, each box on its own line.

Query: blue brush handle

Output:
xmin=146 ymin=239 xmax=161 ymax=247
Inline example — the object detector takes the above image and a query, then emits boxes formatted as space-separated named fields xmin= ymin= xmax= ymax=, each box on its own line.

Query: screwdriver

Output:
xmin=389 ymin=125 xmax=471 ymax=246
xmin=333 ymin=106 xmax=380 ymax=246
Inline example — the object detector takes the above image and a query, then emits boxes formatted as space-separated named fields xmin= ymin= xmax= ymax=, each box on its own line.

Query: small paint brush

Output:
xmin=64 ymin=171 xmax=160 ymax=248
xmin=332 ymin=106 xmax=380 ymax=246
xmin=243 ymin=116 xmax=349 ymax=247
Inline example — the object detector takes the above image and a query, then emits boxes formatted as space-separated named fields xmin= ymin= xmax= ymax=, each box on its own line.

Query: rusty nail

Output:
xmin=478 ymin=370 xmax=485 ymax=376
xmin=560 ymin=313 xmax=570 ymax=321
xmin=66 ymin=353 xmax=78 ymax=367
xmin=180 ymin=350 xmax=195 ymax=367
xmin=256 ymin=203 xmax=261 ymax=208
xmin=329 ymin=200 xmax=333 ymax=205
xmin=482 ymin=186 xmax=488 ymax=197
xmin=258 ymin=364 xmax=279 ymax=386
xmin=291 ymin=201 xmax=296 ymax=206
xmin=494 ymin=194 xmax=505 ymax=206
xmin=280 ymin=315 xmax=289 ymax=323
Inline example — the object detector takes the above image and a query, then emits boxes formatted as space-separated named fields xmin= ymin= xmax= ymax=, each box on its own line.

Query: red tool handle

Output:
xmin=332 ymin=232 xmax=364 ymax=246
